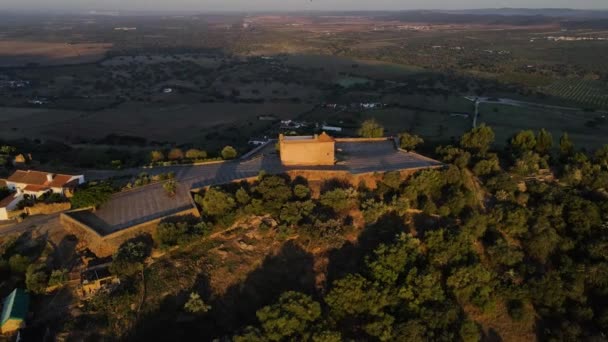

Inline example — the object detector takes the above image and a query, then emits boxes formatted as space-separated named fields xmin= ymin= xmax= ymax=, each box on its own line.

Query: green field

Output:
xmin=0 ymin=102 xmax=313 ymax=146
xmin=479 ymin=103 xmax=608 ymax=150
xmin=302 ymin=106 xmax=471 ymax=144
xmin=336 ymin=76 xmax=371 ymax=88
xmin=543 ymin=79 xmax=608 ymax=109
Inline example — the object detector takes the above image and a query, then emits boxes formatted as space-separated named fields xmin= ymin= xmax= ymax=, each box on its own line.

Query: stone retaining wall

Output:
xmin=26 ymin=202 xmax=71 ymax=216
xmin=61 ymin=207 xmax=199 ymax=257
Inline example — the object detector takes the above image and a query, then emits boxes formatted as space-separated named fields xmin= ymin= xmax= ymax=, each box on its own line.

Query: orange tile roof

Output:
xmin=317 ymin=132 xmax=336 ymax=142
xmin=23 ymin=184 xmax=50 ymax=192
xmin=7 ymin=170 xmax=78 ymax=188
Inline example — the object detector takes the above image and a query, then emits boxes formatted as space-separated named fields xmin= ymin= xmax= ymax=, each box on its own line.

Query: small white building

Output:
xmin=6 ymin=170 xmax=85 ymax=198
xmin=322 ymin=125 xmax=343 ymax=132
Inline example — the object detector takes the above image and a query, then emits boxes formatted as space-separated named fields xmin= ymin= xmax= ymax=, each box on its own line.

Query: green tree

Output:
xmin=150 ymin=150 xmax=165 ymax=162
xmin=460 ymin=319 xmax=481 ymax=342
xmin=255 ymin=291 xmax=322 ymax=341
xmin=26 ymin=264 xmax=48 ymax=294
xmin=399 ymin=132 xmax=424 ymax=151
xmin=293 ymin=184 xmax=311 ymax=199
xmin=184 ymin=292 xmax=211 ymax=314
xmin=156 ymin=221 xmax=190 ymax=247
xmin=560 ymin=132 xmax=574 ymax=158
xmin=510 ymin=130 xmax=537 ymax=154
xmin=8 ymin=254 xmax=30 ymax=274
xmin=447 ymin=264 xmax=495 ymax=308
xmin=70 ymin=183 xmax=114 ymax=209
xmin=110 ymin=240 xmax=150 ymax=277
xmin=319 ymin=188 xmax=358 ymax=212
xmin=221 ymin=146 xmax=238 ymax=160
xmin=536 ymin=129 xmax=553 ymax=155
xmin=167 ymin=148 xmax=184 ymax=160
xmin=358 ymin=119 xmax=384 ymax=138
xmin=436 ymin=145 xmax=471 ymax=168
xmin=185 ymin=148 xmax=207 ymax=160
xmin=472 ymin=157 xmax=500 ymax=176
xmin=254 ymin=176 xmax=293 ymax=214
xmin=361 ymin=198 xmax=392 ymax=224
xmin=460 ymin=124 xmax=495 ymax=155
xmin=511 ymin=151 xmax=543 ymax=176
xmin=236 ymin=187 xmax=251 ymax=205
xmin=163 ymin=180 xmax=177 ymax=196
xmin=311 ymin=331 xmax=342 ymax=342
xmin=0 ymin=145 xmax=16 ymax=155
xmin=365 ymin=233 xmax=421 ymax=285
xmin=198 ymin=188 xmax=236 ymax=217
xmin=279 ymin=201 xmax=315 ymax=226
xmin=382 ymin=171 xmax=402 ymax=190
xmin=48 ymin=269 xmax=68 ymax=287
xmin=326 ymin=274 xmax=394 ymax=319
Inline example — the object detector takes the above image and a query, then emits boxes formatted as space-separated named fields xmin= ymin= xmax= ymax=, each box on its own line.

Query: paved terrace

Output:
xmin=74 ymin=139 xmax=442 ymax=234
xmin=67 ymin=181 xmax=195 ymax=235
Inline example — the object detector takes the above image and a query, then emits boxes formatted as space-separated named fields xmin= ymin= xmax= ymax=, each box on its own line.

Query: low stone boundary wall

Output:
xmin=334 ymin=137 xmax=392 ymax=143
xmin=26 ymin=202 xmax=71 ymax=216
xmin=285 ymin=168 xmax=426 ymax=191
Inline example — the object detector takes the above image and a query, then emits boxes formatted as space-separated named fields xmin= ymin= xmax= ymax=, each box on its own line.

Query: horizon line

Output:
xmin=3 ymin=7 xmax=608 ymax=15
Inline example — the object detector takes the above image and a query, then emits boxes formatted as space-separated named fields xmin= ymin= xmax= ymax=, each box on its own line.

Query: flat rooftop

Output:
xmin=67 ymin=181 xmax=194 ymax=235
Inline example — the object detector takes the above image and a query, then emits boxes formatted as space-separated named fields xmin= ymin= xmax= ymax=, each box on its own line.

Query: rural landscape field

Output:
xmin=0 ymin=5 xmax=608 ymax=342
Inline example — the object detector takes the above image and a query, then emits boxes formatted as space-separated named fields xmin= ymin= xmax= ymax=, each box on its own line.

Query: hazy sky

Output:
xmin=3 ymin=0 xmax=607 ymax=12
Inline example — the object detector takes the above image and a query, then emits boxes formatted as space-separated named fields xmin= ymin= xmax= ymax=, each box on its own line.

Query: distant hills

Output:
xmin=445 ymin=8 xmax=608 ymax=19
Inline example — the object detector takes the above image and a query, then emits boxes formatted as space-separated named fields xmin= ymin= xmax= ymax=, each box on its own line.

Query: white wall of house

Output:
xmin=69 ymin=175 xmax=86 ymax=185
xmin=23 ymin=189 xmax=50 ymax=198
xmin=5 ymin=181 xmax=17 ymax=191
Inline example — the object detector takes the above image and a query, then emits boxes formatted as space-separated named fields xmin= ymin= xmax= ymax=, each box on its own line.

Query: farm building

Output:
xmin=5 ymin=170 xmax=84 ymax=198
xmin=0 ymin=288 xmax=29 ymax=334
xmin=279 ymin=132 xmax=336 ymax=166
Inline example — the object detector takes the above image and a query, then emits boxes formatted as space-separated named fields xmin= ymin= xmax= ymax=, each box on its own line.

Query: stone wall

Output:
xmin=60 ymin=207 xmax=199 ymax=257
xmin=26 ymin=202 xmax=71 ymax=215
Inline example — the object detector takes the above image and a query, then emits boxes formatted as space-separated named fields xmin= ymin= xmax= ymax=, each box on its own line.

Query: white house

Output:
xmin=6 ymin=170 xmax=85 ymax=198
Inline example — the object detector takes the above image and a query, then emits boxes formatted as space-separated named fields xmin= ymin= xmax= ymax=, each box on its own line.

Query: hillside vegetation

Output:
xmin=63 ymin=125 xmax=608 ymax=341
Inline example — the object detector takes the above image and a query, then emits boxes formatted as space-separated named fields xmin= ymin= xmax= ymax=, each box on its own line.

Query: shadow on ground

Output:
xmin=129 ymin=240 xmax=316 ymax=341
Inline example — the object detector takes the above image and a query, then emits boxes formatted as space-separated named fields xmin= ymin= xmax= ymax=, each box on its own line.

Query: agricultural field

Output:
xmin=543 ymin=79 xmax=608 ymax=109
xmin=101 ymin=54 xmax=221 ymax=68
xmin=367 ymin=108 xmax=471 ymax=142
xmin=284 ymin=54 xmax=423 ymax=81
xmin=0 ymin=102 xmax=312 ymax=146
xmin=301 ymin=106 xmax=471 ymax=144
xmin=478 ymin=102 xmax=608 ymax=150
xmin=0 ymin=40 xmax=112 ymax=67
